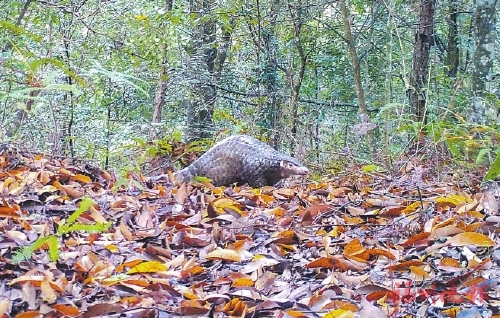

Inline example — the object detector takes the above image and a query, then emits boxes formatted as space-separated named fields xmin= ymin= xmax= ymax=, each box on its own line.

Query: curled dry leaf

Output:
xmin=206 ymin=248 xmax=242 ymax=262
xmin=448 ymin=232 xmax=494 ymax=247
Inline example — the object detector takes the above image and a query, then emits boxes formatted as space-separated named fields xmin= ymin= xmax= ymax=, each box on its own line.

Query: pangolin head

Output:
xmin=279 ymin=160 xmax=309 ymax=178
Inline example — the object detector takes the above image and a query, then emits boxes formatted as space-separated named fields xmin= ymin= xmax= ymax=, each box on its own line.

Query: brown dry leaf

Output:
xmin=366 ymin=290 xmax=400 ymax=303
xmin=329 ymin=187 xmax=353 ymax=198
xmin=273 ymin=230 xmax=299 ymax=244
xmin=0 ymin=298 xmax=10 ymax=317
xmin=379 ymin=206 xmax=406 ymax=217
xmin=357 ymin=296 xmax=388 ymax=318
xmin=431 ymin=225 xmax=464 ymax=239
xmin=431 ymin=217 xmax=457 ymax=231
xmin=83 ymin=303 xmax=124 ymax=317
xmin=206 ymin=248 xmax=241 ymax=262
xmin=9 ymin=276 xmax=62 ymax=292
xmin=40 ymin=276 xmax=57 ymax=303
xmin=448 ymin=232 xmax=494 ymax=247
xmin=344 ymin=238 xmax=366 ymax=261
xmin=180 ymin=265 xmax=205 ymax=278
xmin=439 ymin=258 xmax=461 ymax=267
xmin=73 ymin=174 xmax=92 ymax=183
xmin=273 ymin=188 xmax=296 ymax=199
xmin=347 ymin=205 xmax=366 ymax=216
xmin=53 ymin=180 xmax=84 ymax=198
xmin=364 ymin=248 xmax=396 ymax=261
xmin=342 ymin=216 xmax=366 ymax=224
xmin=0 ymin=205 xmax=21 ymax=218
xmin=52 ymin=304 xmax=80 ymax=316
xmin=365 ymin=198 xmax=399 ymax=207
xmin=173 ymin=183 xmax=188 ymax=204
xmin=14 ymin=311 xmax=42 ymax=318
xmin=387 ymin=260 xmax=425 ymax=271
xmin=223 ymin=298 xmax=247 ymax=316
xmin=455 ymin=201 xmax=479 ymax=214
xmin=255 ymin=271 xmax=275 ymax=291
xmin=401 ymin=232 xmax=430 ymax=247
xmin=300 ymin=203 xmax=331 ymax=219
xmin=324 ymin=300 xmax=359 ymax=312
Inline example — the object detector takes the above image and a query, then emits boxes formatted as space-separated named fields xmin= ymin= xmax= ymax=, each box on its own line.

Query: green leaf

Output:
xmin=83 ymin=62 xmax=149 ymax=97
xmin=0 ymin=20 xmax=42 ymax=41
xmin=361 ymin=164 xmax=385 ymax=173
xmin=476 ymin=148 xmax=490 ymax=165
xmin=64 ymin=222 xmax=112 ymax=233
xmin=58 ymin=197 xmax=95 ymax=235
xmin=12 ymin=235 xmax=58 ymax=263
xmin=46 ymin=236 xmax=60 ymax=261
xmin=483 ymin=152 xmax=500 ymax=182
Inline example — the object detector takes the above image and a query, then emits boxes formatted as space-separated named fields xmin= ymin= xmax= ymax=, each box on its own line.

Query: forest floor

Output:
xmin=0 ymin=145 xmax=499 ymax=318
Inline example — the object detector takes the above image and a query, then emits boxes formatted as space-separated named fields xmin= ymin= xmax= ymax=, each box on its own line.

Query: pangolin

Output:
xmin=174 ymin=135 xmax=309 ymax=187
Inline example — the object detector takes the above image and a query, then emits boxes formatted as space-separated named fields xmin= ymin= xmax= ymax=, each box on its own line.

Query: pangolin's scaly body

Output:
xmin=176 ymin=135 xmax=309 ymax=187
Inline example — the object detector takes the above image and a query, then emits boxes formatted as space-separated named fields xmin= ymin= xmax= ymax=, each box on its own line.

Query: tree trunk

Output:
xmin=184 ymin=0 xmax=233 ymax=142
xmin=408 ymin=0 xmax=435 ymax=123
xmin=287 ymin=0 xmax=307 ymax=155
xmin=185 ymin=0 xmax=215 ymax=141
xmin=470 ymin=0 xmax=496 ymax=124
xmin=4 ymin=0 xmax=34 ymax=139
xmin=150 ymin=0 xmax=174 ymax=139
xmin=445 ymin=0 xmax=459 ymax=77
xmin=339 ymin=0 xmax=374 ymax=157
xmin=262 ymin=0 xmax=282 ymax=147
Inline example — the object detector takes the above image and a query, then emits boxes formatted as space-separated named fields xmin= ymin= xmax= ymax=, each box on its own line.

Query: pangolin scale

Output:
xmin=175 ymin=135 xmax=309 ymax=187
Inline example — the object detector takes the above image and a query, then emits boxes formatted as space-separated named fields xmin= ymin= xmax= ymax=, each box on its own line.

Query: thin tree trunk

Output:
xmin=338 ymin=0 xmax=374 ymax=157
xmin=408 ymin=0 xmax=435 ymax=124
xmin=151 ymin=0 xmax=174 ymax=137
xmin=4 ymin=0 xmax=34 ymax=138
xmin=185 ymin=0 xmax=232 ymax=141
xmin=288 ymin=0 xmax=307 ymax=155
xmin=263 ymin=0 xmax=281 ymax=147
xmin=470 ymin=0 xmax=496 ymax=124
xmin=445 ymin=0 xmax=459 ymax=77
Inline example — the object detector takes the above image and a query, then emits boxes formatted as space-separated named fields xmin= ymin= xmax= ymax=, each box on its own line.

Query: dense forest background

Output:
xmin=1 ymin=0 xmax=498 ymax=176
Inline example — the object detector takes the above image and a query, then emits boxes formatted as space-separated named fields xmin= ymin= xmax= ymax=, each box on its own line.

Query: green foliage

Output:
xmin=12 ymin=197 xmax=111 ymax=263
xmin=361 ymin=164 xmax=385 ymax=173
xmin=483 ymin=152 xmax=500 ymax=182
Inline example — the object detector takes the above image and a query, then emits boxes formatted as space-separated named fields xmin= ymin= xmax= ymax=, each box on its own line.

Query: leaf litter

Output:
xmin=0 ymin=146 xmax=500 ymax=317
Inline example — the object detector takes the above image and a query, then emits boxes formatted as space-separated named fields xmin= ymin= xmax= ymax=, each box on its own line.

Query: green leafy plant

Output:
xmin=12 ymin=197 xmax=111 ymax=263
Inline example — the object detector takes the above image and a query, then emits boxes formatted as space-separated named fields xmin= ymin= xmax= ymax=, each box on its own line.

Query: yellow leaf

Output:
xmin=206 ymin=249 xmax=241 ymax=262
xmin=73 ymin=174 xmax=92 ymax=183
xmin=285 ymin=309 xmax=309 ymax=317
xmin=401 ymin=201 xmax=421 ymax=214
xmin=209 ymin=197 xmax=244 ymax=217
xmin=435 ymin=195 xmax=470 ymax=206
xmin=409 ymin=265 xmax=429 ymax=280
xmin=105 ymin=244 xmax=119 ymax=253
xmin=322 ymin=309 xmax=355 ymax=318
xmin=448 ymin=232 xmax=494 ymax=247
xmin=232 ymin=277 xmax=254 ymax=287
xmin=127 ymin=261 xmax=167 ymax=274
